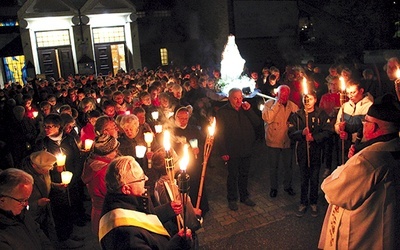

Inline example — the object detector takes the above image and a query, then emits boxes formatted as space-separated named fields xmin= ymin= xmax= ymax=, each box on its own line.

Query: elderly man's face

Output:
xmin=229 ymin=90 xmax=243 ymax=111
xmin=0 ymin=184 xmax=32 ymax=216
xmin=123 ymin=123 xmax=139 ymax=139
xmin=362 ymin=115 xmax=378 ymax=141
xmin=125 ymin=170 xmax=148 ymax=196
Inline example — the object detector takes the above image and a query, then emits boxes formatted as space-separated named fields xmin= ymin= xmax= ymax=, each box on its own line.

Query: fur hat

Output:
xmin=30 ymin=151 xmax=57 ymax=169
xmin=93 ymin=134 xmax=120 ymax=155
xmin=367 ymin=94 xmax=400 ymax=123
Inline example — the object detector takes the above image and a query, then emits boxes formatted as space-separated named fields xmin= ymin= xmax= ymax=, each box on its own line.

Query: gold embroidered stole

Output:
xmin=324 ymin=205 xmax=344 ymax=250
xmin=98 ymin=208 xmax=170 ymax=241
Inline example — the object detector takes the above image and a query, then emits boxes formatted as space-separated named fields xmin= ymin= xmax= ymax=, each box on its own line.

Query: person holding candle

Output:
xmin=172 ymin=106 xmax=209 ymax=215
xmin=215 ymin=88 xmax=262 ymax=211
xmin=19 ymin=151 xmax=60 ymax=242
xmin=35 ymin=114 xmax=86 ymax=248
xmin=319 ymin=94 xmax=400 ymax=249
xmin=152 ymin=149 xmax=202 ymax=248
xmin=319 ymin=77 xmax=341 ymax=178
xmin=94 ymin=115 xmax=119 ymax=139
xmin=80 ymin=110 xmax=101 ymax=144
xmin=0 ymin=168 xmax=54 ymax=249
xmin=99 ymin=156 xmax=192 ymax=250
xmin=334 ymin=80 xmax=373 ymax=163
xmin=262 ymin=85 xmax=299 ymax=198
xmin=288 ymin=91 xmax=332 ymax=217
xmin=82 ymin=134 xmax=120 ymax=237
xmin=118 ymin=114 xmax=159 ymax=196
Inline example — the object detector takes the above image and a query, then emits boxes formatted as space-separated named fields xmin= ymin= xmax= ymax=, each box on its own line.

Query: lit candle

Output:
xmin=135 ymin=145 xmax=147 ymax=158
xmin=189 ymin=139 xmax=198 ymax=159
xmin=167 ymin=111 xmax=174 ymax=119
xmin=61 ymin=171 xmax=73 ymax=184
xmin=144 ymin=132 xmax=154 ymax=147
xmin=56 ymin=153 xmax=66 ymax=166
xmin=151 ymin=111 xmax=159 ymax=120
xmin=84 ymin=139 xmax=94 ymax=151
xmin=96 ymin=98 xmax=101 ymax=104
xmin=125 ymin=110 xmax=131 ymax=115
xmin=188 ymin=139 xmax=198 ymax=149
xmin=396 ymin=69 xmax=400 ymax=79
xmin=154 ymin=124 xmax=163 ymax=133
xmin=32 ymin=111 xmax=38 ymax=118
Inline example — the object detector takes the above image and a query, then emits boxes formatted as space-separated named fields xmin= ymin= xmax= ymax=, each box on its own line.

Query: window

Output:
xmin=3 ymin=55 xmax=26 ymax=84
xmin=36 ymin=30 xmax=70 ymax=48
xmin=160 ymin=48 xmax=168 ymax=66
xmin=92 ymin=27 xmax=125 ymax=44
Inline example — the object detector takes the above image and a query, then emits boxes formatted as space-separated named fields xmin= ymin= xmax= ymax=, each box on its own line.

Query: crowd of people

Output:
xmin=0 ymin=57 xmax=399 ymax=249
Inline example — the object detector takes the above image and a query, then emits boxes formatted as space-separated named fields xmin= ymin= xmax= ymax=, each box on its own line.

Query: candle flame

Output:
xmin=208 ymin=117 xmax=216 ymax=136
xmin=151 ymin=111 xmax=159 ymax=120
xmin=163 ymin=130 xmax=171 ymax=151
xmin=302 ymin=77 xmax=308 ymax=95
xmin=339 ymin=76 xmax=346 ymax=91
xmin=180 ymin=144 xmax=189 ymax=171
xmin=396 ymin=69 xmax=400 ymax=79
xmin=144 ymin=132 xmax=154 ymax=144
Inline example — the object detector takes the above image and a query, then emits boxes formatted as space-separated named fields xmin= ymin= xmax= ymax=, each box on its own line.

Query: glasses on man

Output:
xmin=1 ymin=195 xmax=29 ymax=206
xmin=117 ymin=176 xmax=147 ymax=189
xmin=44 ymin=124 xmax=56 ymax=129
xmin=362 ymin=117 xmax=379 ymax=128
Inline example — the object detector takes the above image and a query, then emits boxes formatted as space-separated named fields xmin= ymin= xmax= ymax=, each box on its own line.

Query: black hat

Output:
xmin=367 ymin=94 xmax=400 ymax=123
xmin=93 ymin=134 xmax=120 ymax=155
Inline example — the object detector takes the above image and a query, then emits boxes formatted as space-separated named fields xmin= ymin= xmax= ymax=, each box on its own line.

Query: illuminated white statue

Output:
xmin=219 ymin=35 xmax=255 ymax=95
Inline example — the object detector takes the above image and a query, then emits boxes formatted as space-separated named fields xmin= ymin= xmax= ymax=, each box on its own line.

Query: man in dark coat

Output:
xmin=0 ymin=168 xmax=54 ymax=249
xmin=19 ymin=151 xmax=58 ymax=239
xmin=215 ymin=88 xmax=262 ymax=211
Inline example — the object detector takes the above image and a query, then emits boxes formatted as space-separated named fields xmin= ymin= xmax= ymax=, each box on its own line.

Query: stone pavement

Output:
xmin=77 ymin=140 xmax=327 ymax=249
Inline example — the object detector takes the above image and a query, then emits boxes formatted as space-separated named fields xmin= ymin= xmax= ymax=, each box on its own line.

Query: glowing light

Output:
xmin=259 ymin=103 xmax=264 ymax=111
xmin=135 ymin=145 xmax=146 ymax=158
xmin=219 ymin=35 xmax=255 ymax=95
xmin=154 ymin=124 xmax=163 ymax=133
xmin=144 ymin=132 xmax=154 ymax=145
xmin=151 ymin=111 xmax=159 ymax=120
xmin=339 ymin=76 xmax=346 ymax=91
xmin=396 ymin=69 xmax=400 ymax=79
xmin=163 ymin=130 xmax=171 ymax=152
xmin=189 ymin=139 xmax=198 ymax=149
xmin=208 ymin=117 xmax=216 ymax=136
xmin=56 ymin=153 xmax=66 ymax=166
xmin=84 ymin=139 xmax=94 ymax=151
xmin=61 ymin=171 xmax=73 ymax=184
xmin=302 ymin=77 xmax=308 ymax=95
xmin=180 ymin=144 xmax=189 ymax=171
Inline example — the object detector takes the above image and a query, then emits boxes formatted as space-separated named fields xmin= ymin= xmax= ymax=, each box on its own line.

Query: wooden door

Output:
xmin=58 ymin=47 xmax=74 ymax=79
xmin=94 ymin=44 xmax=112 ymax=76
xmin=37 ymin=48 xmax=58 ymax=79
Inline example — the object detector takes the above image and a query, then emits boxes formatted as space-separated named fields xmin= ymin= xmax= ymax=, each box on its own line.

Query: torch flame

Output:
xmin=163 ymin=130 xmax=171 ymax=152
xmin=339 ymin=76 xmax=346 ymax=91
xmin=180 ymin=144 xmax=190 ymax=171
xmin=208 ymin=117 xmax=216 ymax=136
xmin=302 ymin=77 xmax=308 ymax=95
